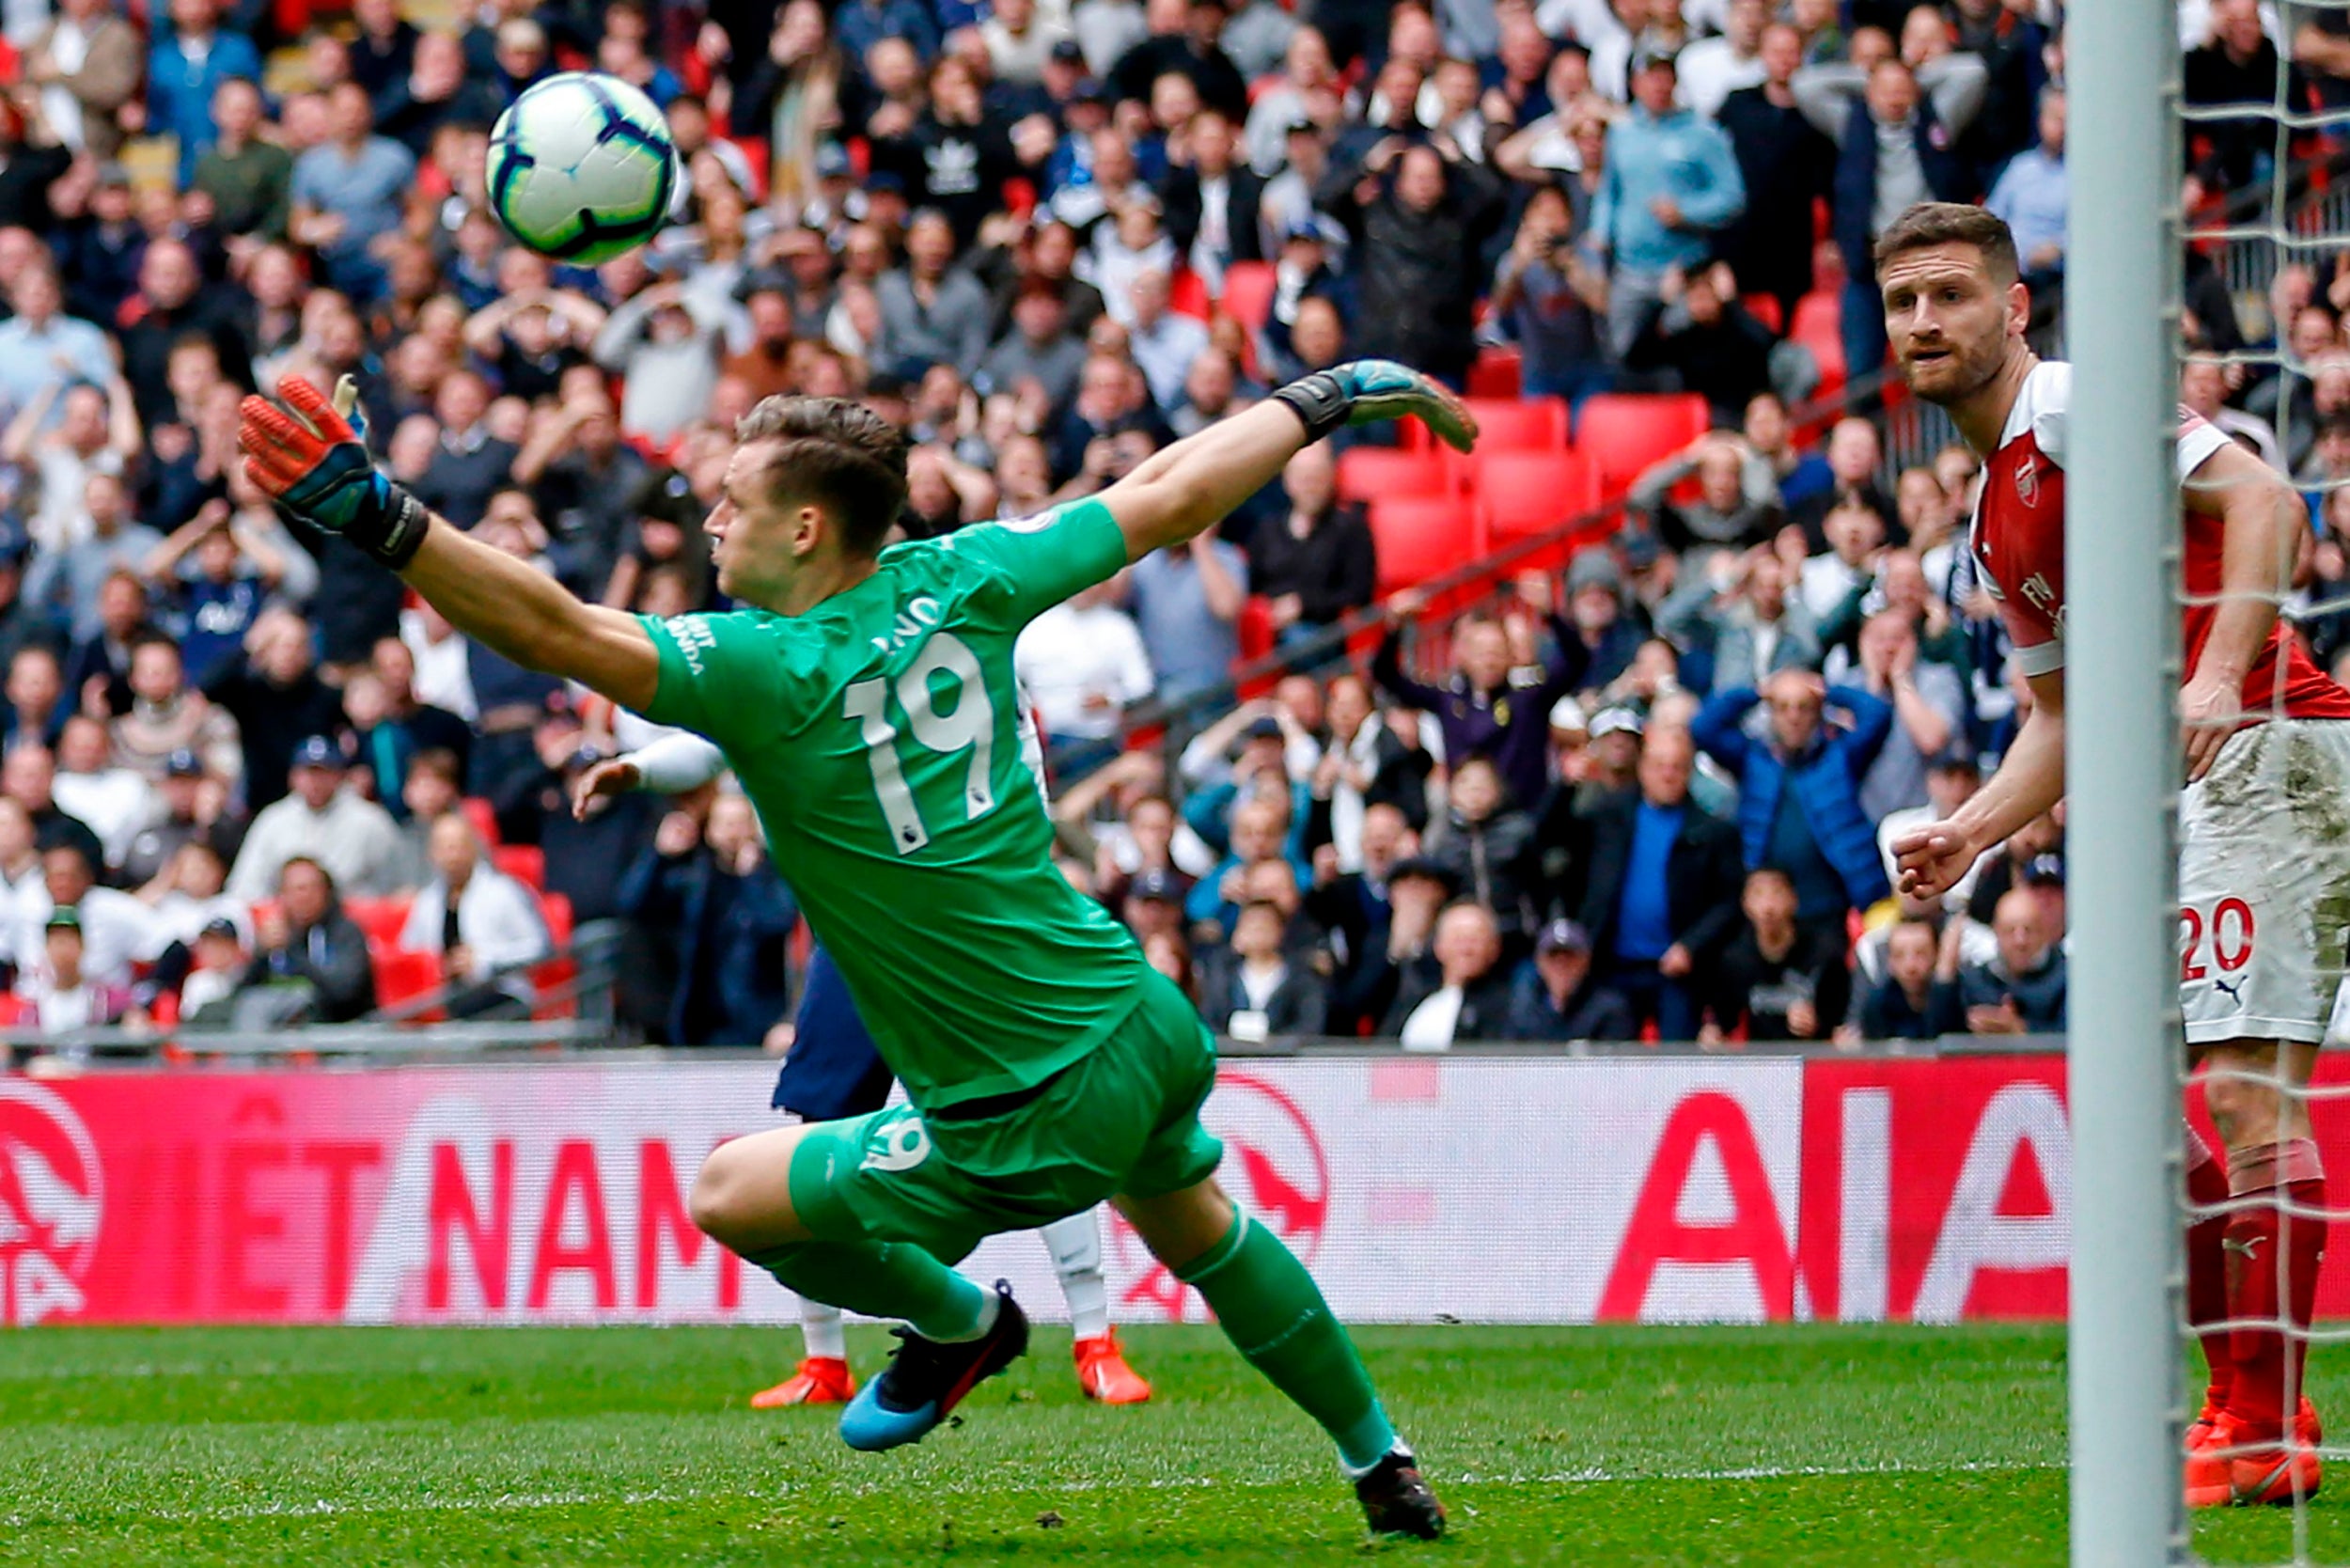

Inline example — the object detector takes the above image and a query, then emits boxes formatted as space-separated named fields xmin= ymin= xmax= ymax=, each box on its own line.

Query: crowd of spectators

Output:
xmin=1056 ymin=481 xmax=2074 ymax=1048
xmin=0 ymin=0 xmax=2337 ymax=1059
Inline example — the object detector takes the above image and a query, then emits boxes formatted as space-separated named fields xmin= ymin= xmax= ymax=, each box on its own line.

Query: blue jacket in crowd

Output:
xmin=618 ymin=842 xmax=800 ymax=1047
xmin=1590 ymin=105 xmax=1746 ymax=277
xmin=149 ymin=27 xmax=264 ymax=185
xmin=1691 ymin=684 xmax=1896 ymax=913
xmin=1183 ymin=777 xmax=1315 ymax=928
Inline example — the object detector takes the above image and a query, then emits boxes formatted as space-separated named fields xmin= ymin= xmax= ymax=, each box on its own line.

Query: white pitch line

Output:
xmin=1456 ymin=1459 xmax=2066 ymax=1485
xmin=9 ymin=1459 xmax=2067 ymax=1528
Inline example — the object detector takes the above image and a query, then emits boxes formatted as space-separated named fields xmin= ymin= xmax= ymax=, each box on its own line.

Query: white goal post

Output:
xmin=2065 ymin=0 xmax=2186 ymax=1561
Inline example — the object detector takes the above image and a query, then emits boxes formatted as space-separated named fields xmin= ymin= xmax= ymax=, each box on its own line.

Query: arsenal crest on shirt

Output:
xmin=2013 ymin=453 xmax=2039 ymax=507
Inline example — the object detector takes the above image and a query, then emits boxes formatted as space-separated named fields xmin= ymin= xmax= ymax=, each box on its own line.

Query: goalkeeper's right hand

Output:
xmin=239 ymin=375 xmax=431 ymax=570
xmin=1270 ymin=360 xmax=1479 ymax=453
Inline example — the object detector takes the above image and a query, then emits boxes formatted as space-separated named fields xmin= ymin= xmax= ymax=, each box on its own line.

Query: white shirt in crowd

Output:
xmin=1534 ymin=0 xmax=1624 ymax=53
xmin=0 ymin=857 xmax=44 ymax=948
xmin=1015 ymin=598 xmax=1156 ymax=740
xmin=1674 ymin=34 xmax=1767 ymax=119
xmin=401 ymin=608 xmax=479 ymax=722
xmin=1131 ymin=309 xmax=1212 ymax=410
xmin=19 ymin=976 xmax=118 ymax=1034
xmin=980 ymin=0 xmax=1073 ymax=82
xmin=12 ymin=886 xmax=169 ymax=986
xmin=1800 ymin=552 xmax=1873 ymax=620
xmin=1238 ymin=959 xmax=1288 ymax=1013
xmin=31 ymin=442 xmax=120 ymax=552
xmin=227 ymin=788 xmax=407 ymax=902
xmin=179 ymin=962 xmax=242 ymax=1020
xmin=151 ymin=889 xmax=254 ymax=949
xmin=1324 ymin=720 xmax=1391 ymax=873
xmin=1852 ymin=911 xmax=1998 ymax=988
xmin=1399 ymin=986 xmax=1465 ymax=1051
xmin=398 ymin=866 xmax=551 ymax=974
xmin=53 ymin=763 xmax=154 ymax=868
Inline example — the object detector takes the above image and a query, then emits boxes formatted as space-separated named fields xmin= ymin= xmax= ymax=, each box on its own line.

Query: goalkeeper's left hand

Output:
xmin=1271 ymin=359 xmax=1480 ymax=453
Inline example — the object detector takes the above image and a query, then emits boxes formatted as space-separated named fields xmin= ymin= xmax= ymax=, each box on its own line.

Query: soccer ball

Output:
xmin=486 ymin=72 xmax=678 ymax=264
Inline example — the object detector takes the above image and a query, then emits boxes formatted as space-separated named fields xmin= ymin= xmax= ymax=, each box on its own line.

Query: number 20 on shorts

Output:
xmin=2181 ymin=897 xmax=2256 ymax=982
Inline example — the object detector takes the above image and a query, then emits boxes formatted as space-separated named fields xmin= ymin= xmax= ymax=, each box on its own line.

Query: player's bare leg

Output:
xmin=2189 ymin=1038 xmax=2326 ymax=1506
xmin=1042 ymin=1212 xmax=1152 ymax=1403
xmin=692 ymin=1124 xmax=822 ymax=1251
xmin=1116 ymin=1179 xmax=1443 ymax=1540
xmin=694 ymin=1123 xmax=1029 ymax=1450
xmin=724 ymin=1117 xmax=859 ymax=1409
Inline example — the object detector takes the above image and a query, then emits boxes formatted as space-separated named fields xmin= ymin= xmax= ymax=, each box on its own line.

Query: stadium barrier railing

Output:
xmin=0 ymin=1027 xmax=2069 ymax=1067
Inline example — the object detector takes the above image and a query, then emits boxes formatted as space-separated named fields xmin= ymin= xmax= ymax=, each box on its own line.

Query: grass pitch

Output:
xmin=0 ymin=1322 xmax=2336 ymax=1565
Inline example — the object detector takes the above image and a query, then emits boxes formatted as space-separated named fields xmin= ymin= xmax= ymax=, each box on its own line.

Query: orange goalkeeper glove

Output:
xmin=238 ymin=375 xmax=431 ymax=569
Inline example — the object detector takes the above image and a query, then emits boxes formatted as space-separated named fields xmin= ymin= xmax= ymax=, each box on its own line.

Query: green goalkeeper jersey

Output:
xmin=636 ymin=497 xmax=1152 ymax=1112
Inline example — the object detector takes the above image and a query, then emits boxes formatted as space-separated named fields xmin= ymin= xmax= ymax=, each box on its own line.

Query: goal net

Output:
xmin=2089 ymin=0 xmax=2350 ymax=1561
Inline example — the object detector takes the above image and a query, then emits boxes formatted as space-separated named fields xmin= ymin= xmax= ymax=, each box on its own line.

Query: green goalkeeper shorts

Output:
xmin=784 ymin=970 xmax=1224 ymax=1264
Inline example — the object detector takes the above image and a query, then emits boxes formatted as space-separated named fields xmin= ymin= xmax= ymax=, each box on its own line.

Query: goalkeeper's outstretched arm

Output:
xmin=401 ymin=525 xmax=662 ymax=712
xmin=240 ymin=376 xmax=661 ymax=711
xmin=1103 ymin=362 xmax=1477 ymax=563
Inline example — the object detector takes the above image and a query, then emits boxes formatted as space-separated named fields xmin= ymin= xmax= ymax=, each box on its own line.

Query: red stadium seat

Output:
xmin=1790 ymin=290 xmax=1841 ymax=344
xmin=1398 ymin=394 xmax=1566 ymax=453
xmin=1219 ymin=260 xmax=1277 ymax=330
xmin=1741 ymin=293 xmax=1783 ymax=336
xmin=494 ymin=845 xmax=545 ymax=890
xmin=1574 ymin=394 xmax=1712 ymax=495
xmin=1476 ymin=451 xmax=1604 ymax=541
xmin=342 ymin=895 xmax=415 ymax=954
xmin=1791 ymin=290 xmax=1847 ymax=396
xmin=373 ymin=949 xmax=443 ymax=1015
xmin=1337 ymin=446 xmax=1449 ymax=504
xmin=1465 ymin=346 xmax=1523 ymax=400
xmin=1367 ymin=495 xmax=1482 ymax=594
xmin=719 ymin=135 xmax=770 ymax=201
xmin=462 ymin=797 xmax=501 ymax=848
xmin=1237 ymin=595 xmax=1276 ymax=662
xmin=1462 ymin=396 xmax=1568 ymax=451
xmin=1168 ymin=268 xmax=1213 ymax=321
xmin=533 ymin=891 xmax=578 ymax=1020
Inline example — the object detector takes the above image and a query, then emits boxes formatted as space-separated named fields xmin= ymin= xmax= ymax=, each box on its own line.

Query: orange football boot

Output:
xmin=2186 ymin=1411 xmax=2323 ymax=1508
xmin=750 ymin=1356 xmax=856 ymax=1408
xmin=1073 ymin=1329 xmax=1152 ymax=1404
xmin=2188 ymin=1396 xmax=2320 ymax=1455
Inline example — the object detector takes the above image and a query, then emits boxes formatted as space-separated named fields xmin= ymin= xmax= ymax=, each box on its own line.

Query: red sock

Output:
xmin=2186 ymin=1127 xmax=2234 ymax=1416
xmin=2226 ymin=1138 xmax=2326 ymax=1440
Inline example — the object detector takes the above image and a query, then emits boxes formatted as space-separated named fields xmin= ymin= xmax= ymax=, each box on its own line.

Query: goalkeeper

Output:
xmin=578 ymin=728 xmax=1155 ymax=1410
xmin=239 ymin=364 xmax=1475 ymax=1540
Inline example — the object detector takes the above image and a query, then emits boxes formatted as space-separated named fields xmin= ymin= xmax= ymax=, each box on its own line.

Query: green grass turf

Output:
xmin=0 ymin=1323 xmax=2337 ymax=1566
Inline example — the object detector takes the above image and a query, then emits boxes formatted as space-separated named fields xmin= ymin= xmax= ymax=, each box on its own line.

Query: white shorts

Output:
xmin=2179 ymin=719 xmax=2350 ymax=1046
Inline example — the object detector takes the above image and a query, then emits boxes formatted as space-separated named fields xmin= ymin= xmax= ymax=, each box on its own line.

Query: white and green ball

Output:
xmin=486 ymin=72 xmax=679 ymax=265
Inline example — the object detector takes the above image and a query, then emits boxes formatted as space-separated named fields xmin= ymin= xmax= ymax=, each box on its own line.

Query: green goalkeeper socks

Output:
xmin=748 ymin=1240 xmax=994 ymax=1343
xmin=1176 ymin=1211 xmax=1398 ymax=1474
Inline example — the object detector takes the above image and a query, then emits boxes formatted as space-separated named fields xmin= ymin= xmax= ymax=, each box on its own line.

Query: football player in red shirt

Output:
xmin=1878 ymin=201 xmax=2350 ymax=1508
